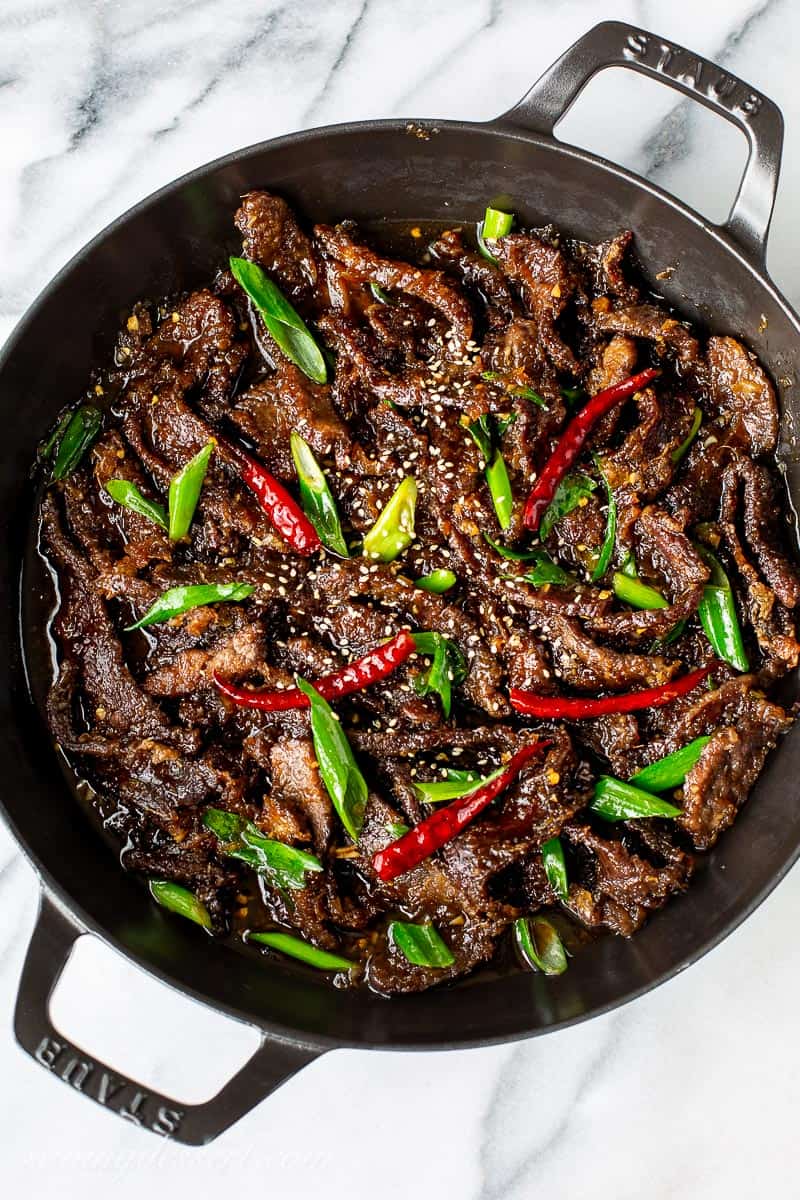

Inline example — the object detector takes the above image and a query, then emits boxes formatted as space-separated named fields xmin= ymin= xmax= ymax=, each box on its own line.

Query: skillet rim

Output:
xmin=3 ymin=113 xmax=800 ymax=1052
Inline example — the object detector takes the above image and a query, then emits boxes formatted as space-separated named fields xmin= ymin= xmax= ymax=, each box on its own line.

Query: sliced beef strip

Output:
xmin=562 ymin=821 xmax=693 ymax=936
xmin=42 ymin=495 xmax=199 ymax=757
xmin=269 ymin=738 xmax=335 ymax=855
xmin=722 ymin=456 xmax=800 ymax=608
xmin=235 ymin=191 xmax=323 ymax=308
xmin=491 ymin=233 xmax=580 ymax=374
xmin=616 ymin=675 xmax=791 ymax=775
xmin=143 ymin=619 xmax=267 ymax=697
xmin=679 ymin=710 xmax=789 ymax=850
xmin=594 ymin=304 xmax=701 ymax=371
xmin=706 ymin=335 xmax=779 ymax=457
xmin=570 ymin=230 xmax=641 ymax=306
xmin=229 ymin=365 xmax=356 ymax=479
xmin=429 ymin=226 xmax=519 ymax=330
xmin=587 ymin=505 xmax=709 ymax=645
xmin=314 ymin=223 xmax=474 ymax=355
xmin=311 ymin=558 xmax=508 ymax=717
xmin=601 ymin=385 xmax=696 ymax=504
xmin=719 ymin=465 xmax=800 ymax=672
xmin=530 ymin=612 xmax=678 ymax=691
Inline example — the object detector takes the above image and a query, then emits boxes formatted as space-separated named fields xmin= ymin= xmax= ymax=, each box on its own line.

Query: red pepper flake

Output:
xmin=509 ymin=663 xmax=714 ymax=719
xmin=523 ymin=368 xmax=660 ymax=533
xmin=372 ymin=739 xmax=550 ymax=882
xmin=214 ymin=630 xmax=416 ymax=710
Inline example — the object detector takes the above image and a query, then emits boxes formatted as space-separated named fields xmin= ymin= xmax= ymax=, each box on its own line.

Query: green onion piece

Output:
xmin=539 ymin=472 xmax=597 ymax=540
xmin=466 ymin=413 xmax=493 ymax=461
xmin=477 ymin=206 xmax=514 ymax=263
xmin=203 ymin=808 xmax=322 ymax=890
xmin=484 ymin=533 xmax=543 ymax=562
xmin=369 ymin=282 xmax=391 ymax=304
xmin=415 ymin=569 xmax=457 ymax=593
xmin=248 ymin=931 xmax=352 ymax=971
xmin=514 ymin=917 xmax=568 ymax=975
xmin=149 ymin=880 xmax=211 ymax=929
xmin=620 ymin=551 xmax=638 ymax=578
xmin=229 ymin=256 xmax=327 ymax=384
xmin=168 ymin=441 xmax=214 ymax=540
xmin=290 ymin=431 xmax=349 ymax=557
xmin=591 ymin=776 xmax=681 ymax=820
xmin=52 ymin=406 xmax=102 ymax=480
xmin=486 ymin=450 xmax=513 ymax=530
xmin=511 ymin=385 xmax=548 ymax=410
xmin=466 ymin=416 xmax=514 ymax=530
xmin=125 ymin=582 xmax=254 ymax=630
xmin=502 ymin=550 xmax=571 ymax=588
xmin=697 ymin=546 xmax=749 ymax=672
xmin=630 ymin=736 xmax=712 ymax=792
xmin=388 ymin=920 xmax=455 ymax=968
xmin=591 ymin=455 xmax=616 ymax=582
xmin=672 ymin=407 xmax=702 ymax=465
xmin=414 ymin=766 xmax=501 ymax=803
xmin=481 ymin=372 xmax=547 ymax=409
xmin=362 ymin=476 xmax=417 ymax=562
xmin=41 ymin=411 xmax=72 ymax=460
xmin=411 ymin=632 xmax=467 ymax=719
xmin=105 ymin=479 xmax=168 ymax=530
xmin=561 ymin=385 xmax=586 ymax=406
xmin=296 ymin=679 xmax=367 ymax=842
xmin=387 ymin=820 xmax=410 ymax=839
xmin=541 ymin=837 xmax=568 ymax=901
xmin=612 ymin=571 xmax=668 ymax=610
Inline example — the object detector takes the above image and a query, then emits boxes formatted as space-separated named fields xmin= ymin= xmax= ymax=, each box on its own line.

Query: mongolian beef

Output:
xmin=36 ymin=192 xmax=800 ymax=994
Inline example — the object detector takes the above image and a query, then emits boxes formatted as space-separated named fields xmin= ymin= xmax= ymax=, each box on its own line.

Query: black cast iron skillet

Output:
xmin=3 ymin=21 xmax=799 ymax=1144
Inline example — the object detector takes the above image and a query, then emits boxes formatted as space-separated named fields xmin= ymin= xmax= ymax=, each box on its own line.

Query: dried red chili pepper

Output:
xmin=372 ymin=739 xmax=550 ymax=883
xmin=223 ymin=440 xmax=320 ymax=555
xmin=214 ymin=630 xmax=416 ymax=711
xmin=523 ymin=368 xmax=661 ymax=533
xmin=509 ymin=662 xmax=714 ymax=719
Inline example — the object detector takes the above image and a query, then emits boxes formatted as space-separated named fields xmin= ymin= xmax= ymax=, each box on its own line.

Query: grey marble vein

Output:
xmin=302 ymin=0 xmax=369 ymax=123
xmin=639 ymin=0 xmax=778 ymax=181
xmin=477 ymin=1014 xmax=622 ymax=1200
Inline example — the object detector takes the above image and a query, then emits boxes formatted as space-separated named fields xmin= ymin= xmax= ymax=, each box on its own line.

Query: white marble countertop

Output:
xmin=3 ymin=0 xmax=800 ymax=1193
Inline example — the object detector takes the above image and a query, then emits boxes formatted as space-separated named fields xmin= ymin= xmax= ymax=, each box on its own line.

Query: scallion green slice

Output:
xmin=290 ymin=431 xmax=349 ymax=557
xmin=514 ymin=917 xmax=568 ymax=975
xmin=591 ymin=776 xmax=681 ymax=821
xmin=363 ymin=476 xmax=417 ymax=562
xmin=248 ymin=931 xmax=352 ymax=971
xmin=612 ymin=571 xmax=668 ymax=610
xmin=105 ymin=479 xmax=167 ymax=530
xmin=388 ymin=920 xmax=455 ymax=968
xmin=149 ymin=880 xmax=211 ymax=929
xmin=415 ymin=569 xmax=457 ymax=594
xmin=125 ymin=582 xmax=254 ymax=630
xmin=541 ymin=837 xmax=568 ymax=901
xmin=477 ymin=206 xmax=514 ymax=263
xmin=230 ymin=256 xmax=327 ymax=384
xmin=630 ymin=737 xmax=711 ymax=792
xmin=52 ymin=406 xmax=102 ymax=480
xmin=168 ymin=441 xmax=214 ymax=540
xmin=297 ymin=679 xmax=367 ymax=842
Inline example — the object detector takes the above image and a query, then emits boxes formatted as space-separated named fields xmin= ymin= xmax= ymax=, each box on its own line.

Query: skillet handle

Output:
xmin=13 ymin=891 xmax=320 ymax=1145
xmin=495 ymin=19 xmax=783 ymax=267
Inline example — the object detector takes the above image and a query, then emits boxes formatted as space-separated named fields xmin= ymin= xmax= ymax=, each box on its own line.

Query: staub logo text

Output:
xmin=623 ymin=31 xmax=763 ymax=119
xmin=35 ymin=1036 xmax=184 ymax=1136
